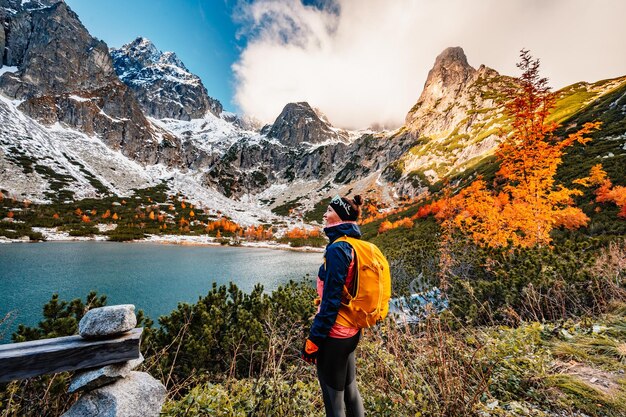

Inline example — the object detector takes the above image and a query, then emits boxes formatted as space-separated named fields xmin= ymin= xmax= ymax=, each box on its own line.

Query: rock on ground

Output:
xmin=69 ymin=355 xmax=144 ymax=393
xmin=61 ymin=372 xmax=166 ymax=417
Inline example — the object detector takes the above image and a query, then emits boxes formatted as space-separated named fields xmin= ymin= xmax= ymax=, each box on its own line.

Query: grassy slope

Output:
xmin=362 ymin=76 xmax=626 ymax=243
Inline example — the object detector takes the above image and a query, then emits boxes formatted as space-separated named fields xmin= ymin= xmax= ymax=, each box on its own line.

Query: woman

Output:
xmin=301 ymin=194 xmax=365 ymax=417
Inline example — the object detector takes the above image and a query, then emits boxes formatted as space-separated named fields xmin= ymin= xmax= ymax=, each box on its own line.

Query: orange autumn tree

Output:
xmin=576 ymin=164 xmax=626 ymax=218
xmin=440 ymin=50 xmax=599 ymax=248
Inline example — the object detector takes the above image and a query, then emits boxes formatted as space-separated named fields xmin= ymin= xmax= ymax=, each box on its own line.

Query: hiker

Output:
xmin=301 ymin=194 xmax=366 ymax=417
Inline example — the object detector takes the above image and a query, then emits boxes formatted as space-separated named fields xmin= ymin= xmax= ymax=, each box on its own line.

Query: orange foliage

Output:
xmin=283 ymin=227 xmax=320 ymax=240
xmin=81 ymin=215 xmax=91 ymax=223
xmin=189 ymin=210 xmax=195 ymax=217
xmin=378 ymin=220 xmax=393 ymax=234
xmin=243 ymin=225 xmax=274 ymax=241
xmin=584 ymin=164 xmax=626 ymax=218
xmin=149 ymin=211 xmax=155 ymax=220
xmin=121 ymin=200 xmax=127 ymax=205
xmin=216 ymin=230 xmax=221 ymax=238
xmin=157 ymin=214 xmax=165 ymax=222
xmin=0 ymin=191 xmax=3 ymax=202
xmin=169 ymin=205 xmax=175 ymax=211
xmin=112 ymin=213 xmax=118 ymax=220
xmin=90 ymin=209 xmax=97 ymax=216
xmin=74 ymin=208 xmax=83 ymax=216
xmin=7 ymin=211 xmax=14 ymax=219
xmin=377 ymin=217 xmax=414 ymax=234
xmin=181 ymin=202 xmax=186 ymax=209
xmin=205 ymin=217 xmax=240 ymax=234
xmin=53 ymin=213 xmax=60 ymax=219
xmin=411 ymin=199 xmax=447 ymax=220
xmin=553 ymin=207 xmax=591 ymax=230
xmin=102 ymin=209 xmax=111 ymax=219
xmin=361 ymin=195 xmax=426 ymax=225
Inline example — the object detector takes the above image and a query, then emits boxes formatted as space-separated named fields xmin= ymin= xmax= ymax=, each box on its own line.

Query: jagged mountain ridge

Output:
xmin=111 ymin=37 xmax=223 ymax=120
xmin=383 ymin=47 xmax=626 ymax=198
xmin=0 ymin=0 xmax=193 ymax=167
xmin=0 ymin=0 xmax=624 ymax=225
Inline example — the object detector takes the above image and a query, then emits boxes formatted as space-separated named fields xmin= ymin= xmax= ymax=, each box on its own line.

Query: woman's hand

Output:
xmin=301 ymin=338 xmax=320 ymax=364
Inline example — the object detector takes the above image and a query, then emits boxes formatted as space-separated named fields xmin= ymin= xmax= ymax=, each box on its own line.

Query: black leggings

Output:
xmin=316 ymin=332 xmax=365 ymax=417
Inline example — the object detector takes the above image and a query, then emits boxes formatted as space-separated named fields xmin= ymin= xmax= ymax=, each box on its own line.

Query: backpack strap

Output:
xmin=336 ymin=236 xmax=357 ymax=304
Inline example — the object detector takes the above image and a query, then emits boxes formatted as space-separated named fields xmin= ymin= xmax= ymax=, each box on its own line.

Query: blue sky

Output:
xmin=65 ymin=0 xmax=242 ymax=112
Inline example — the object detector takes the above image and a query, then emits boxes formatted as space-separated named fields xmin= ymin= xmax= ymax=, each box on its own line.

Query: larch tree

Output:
xmin=576 ymin=164 xmax=626 ymax=218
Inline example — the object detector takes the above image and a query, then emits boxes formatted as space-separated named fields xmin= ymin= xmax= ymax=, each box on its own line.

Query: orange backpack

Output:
xmin=334 ymin=236 xmax=391 ymax=328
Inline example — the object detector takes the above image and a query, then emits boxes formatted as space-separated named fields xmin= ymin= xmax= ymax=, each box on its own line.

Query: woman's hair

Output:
xmin=349 ymin=195 xmax=363 ymax=219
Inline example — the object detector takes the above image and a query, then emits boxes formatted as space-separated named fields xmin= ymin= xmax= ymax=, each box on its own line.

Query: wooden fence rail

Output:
xmin=0 ymin=328 xmax=142 ymax=383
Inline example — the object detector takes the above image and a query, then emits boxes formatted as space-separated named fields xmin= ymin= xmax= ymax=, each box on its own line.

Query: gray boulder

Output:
xmin=79 ymin=305 xmax=137 ymax=339
xmin=69 ymin=354 xmax=144 ymax=393
xmin=61 ymin=372 xmax=166 ymax=417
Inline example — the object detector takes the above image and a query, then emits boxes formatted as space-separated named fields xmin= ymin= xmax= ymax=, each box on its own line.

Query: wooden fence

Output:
xmin=0 ymin=328 xmax=142 ymax=383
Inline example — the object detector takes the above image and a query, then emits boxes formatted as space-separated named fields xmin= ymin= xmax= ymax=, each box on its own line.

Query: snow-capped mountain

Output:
xmin=0 ymin=0 xmax=186 ymax=167
xmin=0 ymin=94 xmax=280 ymax=225
xmin=111 ymin=37 xmax=223 ymax=121
xmin=1 ymin=0 xmax=624 ymax=226
xmin=0 ymin=0 xmax=374 ymax=217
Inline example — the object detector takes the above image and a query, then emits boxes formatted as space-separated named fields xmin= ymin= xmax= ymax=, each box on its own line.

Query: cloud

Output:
xmin=232 ymin=0 xmax=626 ymax=130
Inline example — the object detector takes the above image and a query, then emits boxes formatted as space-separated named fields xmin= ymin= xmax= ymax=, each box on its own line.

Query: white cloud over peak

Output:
xmin=233 ymin=0 xmax=626 ymax=130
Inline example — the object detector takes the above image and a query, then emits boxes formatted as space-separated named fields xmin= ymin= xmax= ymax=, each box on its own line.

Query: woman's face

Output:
xmin=323 ymin=206 xmax=341 ymax=227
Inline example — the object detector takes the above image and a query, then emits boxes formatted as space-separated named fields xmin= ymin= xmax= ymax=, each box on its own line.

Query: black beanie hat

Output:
xmin=329 ymin=195 xmax=363 ymax=221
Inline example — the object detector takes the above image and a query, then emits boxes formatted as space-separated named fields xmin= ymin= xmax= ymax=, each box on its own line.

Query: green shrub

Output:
xmin=105 ymin=227 xmax=146 ymax=242
xmin=148 ymin=281 xmax=316 ymax=385
xmin=162 ymin=378 xmax=324 ymax=417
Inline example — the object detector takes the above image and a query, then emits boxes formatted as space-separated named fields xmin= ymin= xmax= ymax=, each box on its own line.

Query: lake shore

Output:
xmin=0 ymin=227 xmax=325 ymax=253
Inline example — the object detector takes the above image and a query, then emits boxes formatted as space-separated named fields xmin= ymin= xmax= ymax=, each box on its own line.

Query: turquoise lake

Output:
xmin=0 ymin=242 xmax=322 ymax=342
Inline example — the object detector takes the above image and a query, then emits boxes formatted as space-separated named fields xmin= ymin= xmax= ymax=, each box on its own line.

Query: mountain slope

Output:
xmin=0 ymin=0 xmax=186 ymax=166
xmin=0 ymin=1 xmax=624 ymax=228
xmin=111 ymin=37 xmax=222 ymax=120
xmin=380 ymin=48 xmax=626 ymax=200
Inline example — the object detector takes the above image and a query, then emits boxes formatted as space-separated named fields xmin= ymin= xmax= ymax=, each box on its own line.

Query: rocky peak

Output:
xmin=395 ymin=47 xmax=510 ymax=189
xmin=117 ymin=37 xmax=161 ymax=65
xmin=1 ymin=0 xmax=61 ymax=15
xmin=111 ymin=37 xmax=222 ymax=120
xmin=113 ymin=37 xmax=186 ymax=71
xmin=433 ymin=46 xmax=471 ymax=70
xmin=0 ymin=1 xmax=184 ymax=166
xmin=416 ymin=47 xmax=476 ymax=109
xmin=405 ymin=46 xmax=484 ymax=132
xmin=0 ymin=1 xmax=117 ymax=95
xmin=266 ymin=102 xmax=342 ymax=147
